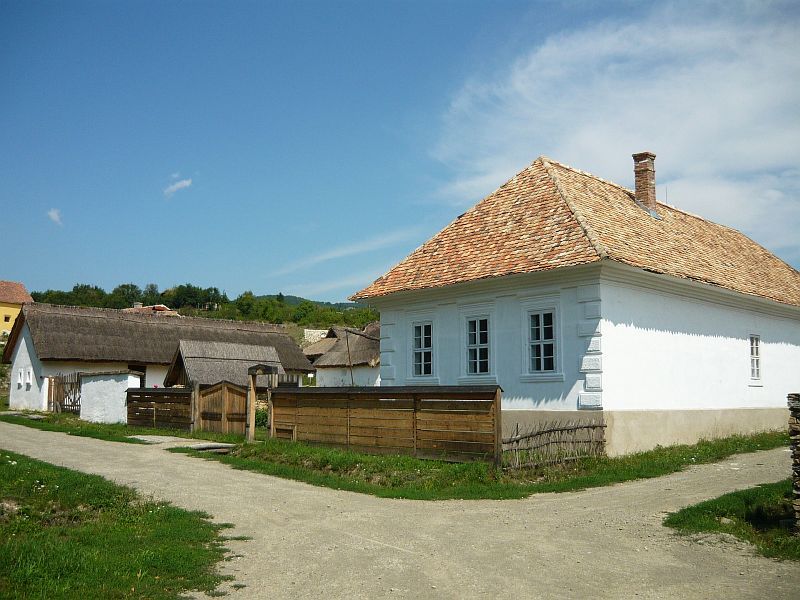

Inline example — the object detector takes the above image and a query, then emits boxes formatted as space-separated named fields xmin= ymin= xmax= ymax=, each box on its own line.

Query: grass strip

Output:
xmin=171 ymin=430 xmax=789 ymax=501
xmin=664 ymin=479 xmax=799 ymax=561
xmin=0 ymin=449 xmax=230 ymax=598
xmin=0 ymin=412 xmax=259 ymax=445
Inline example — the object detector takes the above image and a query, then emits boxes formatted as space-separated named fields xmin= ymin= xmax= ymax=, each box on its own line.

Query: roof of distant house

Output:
xmin=351 ymin=156 xmax=800 ymax=307
xmin=0 ymin=281 xmax=33 ymax=304
xmin=2 ymin=303 xmax=313 ymax=372
xmin=121 ymin=304 xmax=180 ymax=316
xmin=163 ymin=340 xmax=285 ymax=388
xmin=313 ymin=323 xmax=380 ymax=368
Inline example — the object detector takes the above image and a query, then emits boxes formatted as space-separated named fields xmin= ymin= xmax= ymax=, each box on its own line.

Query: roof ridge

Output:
xmin=540 ymin=157 xmax=608 ymax=259
xmin=543 ymin=157 xmax=635 ymax=196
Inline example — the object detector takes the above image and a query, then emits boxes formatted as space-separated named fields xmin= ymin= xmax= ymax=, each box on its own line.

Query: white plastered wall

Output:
xmin=316 ymin=366 xmax=380 ymax=387
xmin=600 ymin=275 xmax=800 ymax=412
xmin=373 ymin=266 xmax=604 ymax=413
xmin=80 ymin=373 xmax=141 ymax=423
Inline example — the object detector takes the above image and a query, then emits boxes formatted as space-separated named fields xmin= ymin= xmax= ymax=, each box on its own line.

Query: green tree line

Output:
xmin=31 ymin=283 xmax=378 ymax=329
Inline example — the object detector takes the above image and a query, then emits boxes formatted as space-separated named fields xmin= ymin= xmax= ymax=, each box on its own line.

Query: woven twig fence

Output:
xmin=789 ymin=393 xmax=799 ymax=532
xmin=502 ymin=419 xmax=606 ymax=469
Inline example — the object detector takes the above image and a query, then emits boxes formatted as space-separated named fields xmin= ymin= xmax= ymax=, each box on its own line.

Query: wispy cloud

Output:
xmin=432 ymin=2 xmax=800 ymax=264
xmin=272 ymin=226 xmax=423 ymax=277
xmin=170 ymin=172 xmax=180 ymax=179
xmin=46 ymin=208 xmax=62 ymax=226
xmin=285 ymin=267 xmax=390 ymax=299
xmin=163 ymin=178 xmax=192 ymax=198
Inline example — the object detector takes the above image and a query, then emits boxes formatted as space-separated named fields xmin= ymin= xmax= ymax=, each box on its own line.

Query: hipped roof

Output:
xmin=2 ymin=303 xmax=313 ymax=372
xmin=164 ymin=340 xmax=285 ymax=388
xmin=0 ymin=281 xmax=33 ymax=304
xmin=313 ymin=324 xmax=380 ymax=369
xmin=352 ymin=157 xmax=800 ymax=307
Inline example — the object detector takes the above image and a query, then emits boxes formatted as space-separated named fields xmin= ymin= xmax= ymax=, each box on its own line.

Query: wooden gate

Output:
xmin=197 ymin=382 xmax=248 ymax=434
xmin=48 ymin=373 xmax=81 ymax=414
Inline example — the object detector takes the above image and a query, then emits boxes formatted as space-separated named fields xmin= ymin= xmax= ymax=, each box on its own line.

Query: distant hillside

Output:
xmin=255 ymin=294 xmax=365 ymax=311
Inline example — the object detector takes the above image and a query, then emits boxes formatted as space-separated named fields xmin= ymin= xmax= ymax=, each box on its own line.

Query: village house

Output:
xmin=2 ymin=303 xmax=312 ymax=411
xmin=304 ymin=323 xmax=381 ymax=386
xmin=0 ymin=280 xmax=32 ymax=336
xmin=351 ymin=152 xmax=800 ymax=455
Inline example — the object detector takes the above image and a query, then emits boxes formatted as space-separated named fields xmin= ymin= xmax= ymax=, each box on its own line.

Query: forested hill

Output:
xmin=31 ymin=283 xmax=377 ymax=329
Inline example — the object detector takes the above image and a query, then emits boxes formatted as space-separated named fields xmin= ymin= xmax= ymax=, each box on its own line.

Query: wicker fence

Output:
xmin=502 ymin=419 xmax=606 ymax=469
xmin=270 ymin=386 xmax=502 ymax=464
xmin=789 ymin=393 xmax=799 ymax=531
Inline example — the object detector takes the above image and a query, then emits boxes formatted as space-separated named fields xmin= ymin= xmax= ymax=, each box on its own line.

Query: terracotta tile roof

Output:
xmin=352 ymin=157 xmax=800 ymax=307
xmin=0 ymin=280 xmax=33 ymax=304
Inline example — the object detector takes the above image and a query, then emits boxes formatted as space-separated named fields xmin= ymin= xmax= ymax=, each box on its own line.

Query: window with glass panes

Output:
xmin=749 ymin=335 xmax=760 ymax=380
xmin=466 ymin=317 xmax=489 ymax=374
xmin=413 ymin=322 xmax=433 ymax=376
xmin=529 ymin=311 xmax=556 ymax=372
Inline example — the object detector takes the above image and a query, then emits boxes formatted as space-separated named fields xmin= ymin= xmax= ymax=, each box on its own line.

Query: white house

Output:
xmin=3 ymin=303 xmax=313 ymax=411
xmin=351 ymin=152 xmax=800 ymax=455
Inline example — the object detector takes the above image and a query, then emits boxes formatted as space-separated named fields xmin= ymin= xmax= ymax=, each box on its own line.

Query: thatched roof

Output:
xmin=2 ymin=303 xmax=313 ymax=372
xmin=164 ymin=340 xmax=285 ymax=388
xmin=302 ymin=336 xmax=338 ymax=360
xmin=313 ymin=323 xmax=380 ymax=369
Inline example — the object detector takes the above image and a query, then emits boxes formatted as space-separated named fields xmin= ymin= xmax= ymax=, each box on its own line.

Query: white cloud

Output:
xmin=46 ymin=208 xmax=62 ymax=226
xmin=433 ymin=1 xmax=800 ymax=264
xmin=272 ymin=226 xmax=424 ymax=276
xmin=285 ymin=267 xmax=390 ymax=299
xmin=170 ymin=172 xmax=180 ymax=179
xmin=163 ymin=178 xmax=192 ymax=198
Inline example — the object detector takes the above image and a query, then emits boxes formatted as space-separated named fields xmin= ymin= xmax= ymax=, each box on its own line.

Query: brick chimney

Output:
xmin=632 ymin=151 xmax=657 ymax=211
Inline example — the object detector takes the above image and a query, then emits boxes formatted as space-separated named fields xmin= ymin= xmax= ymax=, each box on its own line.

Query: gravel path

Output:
xmin=1 ymin=421 xmax=797 ymax=599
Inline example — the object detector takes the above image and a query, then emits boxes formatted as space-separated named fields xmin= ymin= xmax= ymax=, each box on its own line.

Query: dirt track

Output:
xmin=1 ymin=421 xmax=797 ymax=599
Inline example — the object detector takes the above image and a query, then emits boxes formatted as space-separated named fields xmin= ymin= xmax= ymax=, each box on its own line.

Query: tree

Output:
xmin=142 ymin=283 xmax=161 ymax=306
xmin=106 ymin=283 xmax=142 ymax=308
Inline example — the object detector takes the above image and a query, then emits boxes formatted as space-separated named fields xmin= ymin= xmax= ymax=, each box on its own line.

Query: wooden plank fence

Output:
xmin=48 ymin=373 xmax=81 ymax=414
xmin=126 ymin=388 xmax=193 ymax=430
xmin=270 ymin=386 xmax=502 ymax=464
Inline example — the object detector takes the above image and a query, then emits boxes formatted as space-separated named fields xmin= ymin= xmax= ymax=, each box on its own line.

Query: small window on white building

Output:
xmin=466 ymin=317 xmax=490 ymax=374
xmin=530 ymin=310 xmax=557 ymax=372
xmin=412 ymin=322 xmax=433 ymax=376
xmin=749 ymin=335 xmax=761 ymax=380
xmin=25 ymin=368 xmax=32 ymax=385
xmin=17 ymin=368 xmax=23 ymax=386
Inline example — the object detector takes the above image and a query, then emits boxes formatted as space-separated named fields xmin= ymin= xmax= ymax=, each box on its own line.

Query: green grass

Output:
xmin=0 ymin=412 xmax=264 ymax=445
xmin=665 ymin=479 xmax=799 ymax=561
xmin=171 ymin=430 xmax=789 ymax=500
xmin=0 ymin=450 xmax=230 ymax=598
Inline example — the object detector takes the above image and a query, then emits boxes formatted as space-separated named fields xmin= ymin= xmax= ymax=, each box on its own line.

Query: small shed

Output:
xmin=164 ymin=340 xmax=288 ymax=389
xmin=80 ymin=370 xmax=142 ymax=424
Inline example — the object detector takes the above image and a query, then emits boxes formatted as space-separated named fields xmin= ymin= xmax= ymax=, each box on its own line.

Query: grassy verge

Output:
xmin=171 ymin=430 xmax=789 ymax=500
xmin=665 ymin=479 xmax=799 ymax=561
xmin=0 ymin=412 xmax=265 ymax=444
xmin=0 ymin=450 xmax=231 ymax=598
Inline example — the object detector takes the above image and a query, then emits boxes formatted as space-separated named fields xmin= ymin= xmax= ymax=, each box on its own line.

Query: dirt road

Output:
xmin=1 ymin=421 xmax=796 ymax=599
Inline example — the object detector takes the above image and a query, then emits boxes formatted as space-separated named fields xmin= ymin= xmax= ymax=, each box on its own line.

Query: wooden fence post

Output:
xmin=493 ymin=386 xmax=502 ymax=467
xmin=191 ymin=382 xmax=200 ymax=432
xmin=247 ymin=374 xmax=257 ymax=442
xmin=412 ymin=395 xmax=418 ymax=457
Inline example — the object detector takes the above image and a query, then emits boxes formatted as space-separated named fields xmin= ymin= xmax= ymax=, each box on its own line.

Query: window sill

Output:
xmin=748 ymin=381 xmax=763 ymax=388
xmin=457 ymin=375 xmax=497 ymax=385
xmin=409 ymin=376 xmax=440 ymax=385
xmin=520 ymin=373 xmax=565 ymax=383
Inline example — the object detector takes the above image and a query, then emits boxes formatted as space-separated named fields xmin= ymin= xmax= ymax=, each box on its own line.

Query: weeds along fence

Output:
xmin=270 ymin=386 xmax=502 ymax=464
xmin=502 ymin=419 xmax=606 ymax=469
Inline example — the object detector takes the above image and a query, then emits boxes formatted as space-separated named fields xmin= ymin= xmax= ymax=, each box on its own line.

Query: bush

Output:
xmin=255 ymin=408 xmax=269 ymax=428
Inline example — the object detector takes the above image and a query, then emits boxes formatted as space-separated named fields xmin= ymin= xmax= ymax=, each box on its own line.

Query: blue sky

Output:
xmin=2 ymin=0 xmax=799 ymax=302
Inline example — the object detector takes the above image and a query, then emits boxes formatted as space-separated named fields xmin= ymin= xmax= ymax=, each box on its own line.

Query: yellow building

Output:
xmin=0 ymin=281 xmax=33 ymax=335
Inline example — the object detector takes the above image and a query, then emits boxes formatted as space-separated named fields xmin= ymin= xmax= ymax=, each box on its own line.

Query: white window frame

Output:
xmin=749 ymin=334 xmax=762 ymax=384
xmin=17 ymin=368 xmax=23 ymax=386
xmin=25 ymin=368 xmax=32 ymax=385
xmin=465 ymin=315 xmax=491 ymax=376
xmin=520 ymin=296 xmax=564 ymax=382
xmin=411 ymin=320 xmax=434 ymax=379
xmin=458 ymin=302 xmax=496 ymax=384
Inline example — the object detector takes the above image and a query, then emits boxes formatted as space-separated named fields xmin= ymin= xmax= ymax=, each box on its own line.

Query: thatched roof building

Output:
xmin=1 ymin=303 xmax=313 ymax=373
xmin=312 ymin=323 xmax=380 ymax=369
xmin=164 ymin=340 xmax=286 ymax=388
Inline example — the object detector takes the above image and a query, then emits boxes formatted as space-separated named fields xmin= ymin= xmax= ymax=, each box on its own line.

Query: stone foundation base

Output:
xmin=501 ymin=407 xmax=787 ymax=457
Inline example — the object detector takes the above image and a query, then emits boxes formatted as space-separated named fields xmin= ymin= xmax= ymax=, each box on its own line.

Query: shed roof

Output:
xmin=164 ymin=340 xmax=285 ymax=387
xmin=2 ymin=303 xmax=313 ymax=372
xmin=351 ymin=157 xmax=800 ymax=307
xmin=0 ymin=281 xmax=33 ymax=304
